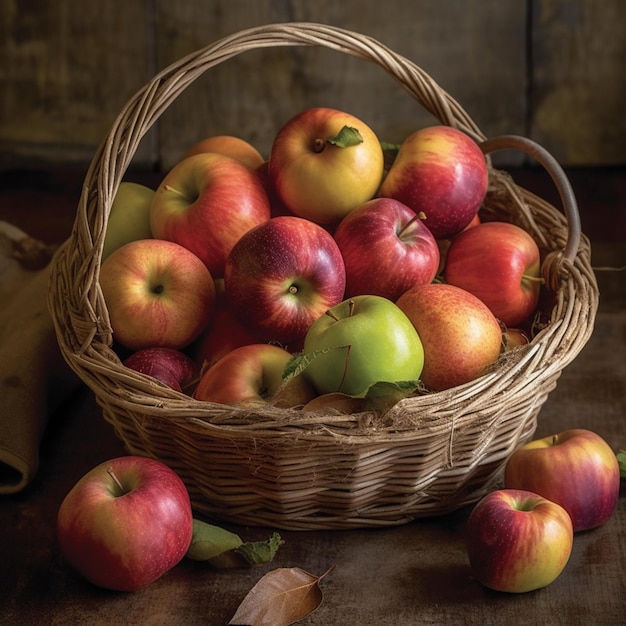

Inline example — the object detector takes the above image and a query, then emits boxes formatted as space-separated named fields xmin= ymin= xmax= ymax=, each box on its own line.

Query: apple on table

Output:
xmin=193 ymin=343 xmax=316 ymax=408
xmin=396 ymin=282 xmax=503 ymax=391
xmin=465 ymin=488 xmax=573 ymax=593
xmin=57 ymin=456 xmax=193 ymax=592
xmin=444 ymin=221 xmax=543 ymax=327
xmin=150 ymin=152 xmax=271 ymax=278
xmin=99 ymin=238 xmax=216 ymax=351
xmin=378 ymin=125 xmax=489 ymax=239
xmin=269 ymin=107 xmax=385 ymax=225
xmin=302 ymin=294 xmax=424 ymax=397
xmin=504 ymin=428 xmax=621 ymax=532
xmin=224 ymin=215 xmax=347 ymax=346
xmin=333 ymin=197 xmax=440 ymax=301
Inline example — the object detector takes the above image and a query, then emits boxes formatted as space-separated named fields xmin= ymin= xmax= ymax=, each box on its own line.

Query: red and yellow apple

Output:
xmin=333 ymin=197 xmax=440 ymax=300
xmin=193 ymin=343 xmax=316 ymax=408
xmin=268 ymin=107 xmax=385 ymax=224
xmin=181 ymin=134 xmax=265 ymax=170
xmin=99 ymin=238 xmax=216 ymax=350
xmin=504 ymin=429 xmax=621 ymax=532
xmin=378 ymin=125 xmax=488 ymax=239
xmin=57 ymin=456 xmax=193 ymax=592
xmin=102 ymin=182 xmax=155 ymax=260
xmin=466 ymin=489 xmax=573 ymax=593
xmin=444 ymin=221 xmax=543 ymax=327
xmin=396 ymin=283 xmax=502 ymax=391
xmin=302 ymin=295 xmax=424 ymax=396
xmin=150 ymin=152 xmax=271 ymax=277
xmin=224 ymin=215 xmax=346 ymax=346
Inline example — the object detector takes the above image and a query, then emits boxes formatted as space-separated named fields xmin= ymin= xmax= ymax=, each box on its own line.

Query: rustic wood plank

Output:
xmin=530 ymin=0 xmax=626 ymax=165
xmin=0 ymin=0 xmax=155 ymax=167
xmin=153 ymin=0 xmax=527 ymax=169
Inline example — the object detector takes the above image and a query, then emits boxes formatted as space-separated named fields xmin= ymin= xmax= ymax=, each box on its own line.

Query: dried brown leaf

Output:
xmin=228 ymin=565 xmax=335 ymax=626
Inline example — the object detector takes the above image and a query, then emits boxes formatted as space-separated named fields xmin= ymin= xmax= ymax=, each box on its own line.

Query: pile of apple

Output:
xmin=99 ymin=106 xmax=545 ymax=406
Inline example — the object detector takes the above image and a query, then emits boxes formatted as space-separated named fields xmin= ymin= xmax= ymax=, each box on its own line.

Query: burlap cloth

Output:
xmin=0 ymin=222 xmax=81 ymax=494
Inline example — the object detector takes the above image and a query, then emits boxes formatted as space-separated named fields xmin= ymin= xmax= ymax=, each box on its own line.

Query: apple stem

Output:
xmin=107 ymin=467 xmax=128 ymax=496
xmin=397 ymin=215 xmax=419 ymax=238
xmin=164 ymin=184 xmax=194 ymax=203
xmin=348 ymin=300 xmax=355 ymax=317
xmin=313 ymin=138 xmax=326 ymax=154
xmin=552 ymin=434 xmax=559 ymax=446
xmin=325 ymin=309 xmax=340 ymax=322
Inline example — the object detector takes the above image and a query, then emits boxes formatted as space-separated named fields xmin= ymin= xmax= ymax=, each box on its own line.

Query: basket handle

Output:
xmin=479 ymin=135 xmax=581 ymax=263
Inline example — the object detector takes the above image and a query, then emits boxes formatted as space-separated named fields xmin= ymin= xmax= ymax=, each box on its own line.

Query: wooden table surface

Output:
xmin=0 ymin=167 xmax=625 ymax=625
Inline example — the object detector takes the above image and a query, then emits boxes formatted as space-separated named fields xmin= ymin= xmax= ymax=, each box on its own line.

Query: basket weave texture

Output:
xmin=48 ymin=23 xmax=599 ymax=530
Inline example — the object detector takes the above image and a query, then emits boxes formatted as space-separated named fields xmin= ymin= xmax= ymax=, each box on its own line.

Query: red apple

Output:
xmin=57 ymin=456 xmax=193 ymax=592
xmin=378 ymin=125 xmax=488 ymax=239
xmin=504 ymin=429 xmax=621 ymax=532
xmin=181 ymin=134 xmax=265 ymax=170
xmin=193 ymin=343 xmax=316 ymax=408
xmin=224 ymin=216 xmax=346 ymax=345
xmin=396 ymin=283 xmax=503 ymax=391
xmin=150 ymin=152 xmax=271 ymax=277
xmin=99 ymin=238 xmax=216 ymax=351
xmin=444 ymin=221 xmax=543 ymax=327
xmin=123 ymin=347 xmax=197 ymax=393
xmin=502 ymin=327 xmax=530 ymax=351
xmin=436 ymin=211 xmax=481 ymax=274
xmin=466 ymin=489 xmax=573 ymax=593
xmin=268 ymin=107 xmax=385 ymax=224
xmin=333 ymin=197 xmax=440 ymax=300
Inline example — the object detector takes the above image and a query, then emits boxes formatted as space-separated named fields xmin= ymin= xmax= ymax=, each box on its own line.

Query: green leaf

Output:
xmin=617 ymin=450 xmax=626 ymax=478
xmin=186 ymin=519 xmax=243 ymax=561
xmin=237 ymin=532 xmax=284 ymax=566
xmin=326 ymin=125 xmax=364 ymax=148
xmin=361 ymin=379 xmax=421 ymax=411
xmin=282 ymin=346 xmax=349 ymax=382
xmin=186 ymin=519 xmax=283 ymax=568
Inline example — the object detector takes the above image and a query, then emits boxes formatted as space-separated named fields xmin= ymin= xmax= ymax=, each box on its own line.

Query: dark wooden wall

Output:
xmin=1 ymin=0 xmax=624 ymax=171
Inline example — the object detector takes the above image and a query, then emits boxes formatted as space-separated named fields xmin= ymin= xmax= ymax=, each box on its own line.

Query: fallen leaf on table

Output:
xmin=617 ymin=450 xmax=626 ymax=478
xmin=228 ymin=564 xmax=335 ymax=626
xmin=186 ymin=519 xmax=282 ymax=568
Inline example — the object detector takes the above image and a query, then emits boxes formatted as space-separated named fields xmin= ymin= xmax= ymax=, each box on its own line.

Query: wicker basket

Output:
xmin=48 ymin=23 xmax=598 ymax=530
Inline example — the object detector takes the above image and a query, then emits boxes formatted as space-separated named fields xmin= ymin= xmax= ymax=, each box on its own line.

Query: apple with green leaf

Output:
xmin=269 ymin=107 xmax=385 ymax=224
xmin=194 ymin=343 xmax=316 ymax=408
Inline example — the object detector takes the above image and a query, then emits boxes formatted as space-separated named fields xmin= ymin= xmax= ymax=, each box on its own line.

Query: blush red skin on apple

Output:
xmin=224 ymin=216 xmax=346 ymax=345
xmin=504 ymin=429 xmax=621 ymax=532
xmin=123 ymin=347 xmax=197 ymax=392
xmin=466 ymin=489 xmax=573 ymax=593
xmin=378 ymin=125 xmax=488 ymax=239
xmin=150 ymin=152 xmax=271 ymax=278
xmin=56 ymin=457 xmax=193 ymax=592
xmin=333 ymin=197 xmax=440 ymax=301
xmin=443 ymin=221 xmax=542 ymax=327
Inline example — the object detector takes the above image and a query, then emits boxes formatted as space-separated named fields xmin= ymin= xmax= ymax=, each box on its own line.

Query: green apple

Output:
xmin=302 ymin=295 xmax=424 ymax=396
xmin=102 ymin=182 xmax=155 ymax=260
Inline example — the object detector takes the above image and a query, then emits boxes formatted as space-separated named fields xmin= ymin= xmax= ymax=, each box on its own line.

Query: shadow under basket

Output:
xmin=48 ymin=23 xmax=599 ymax=530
